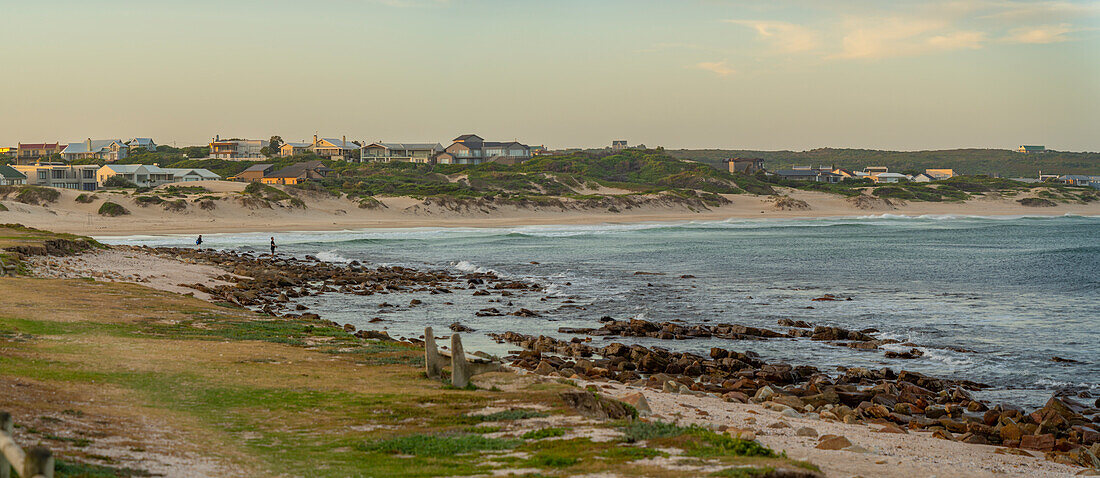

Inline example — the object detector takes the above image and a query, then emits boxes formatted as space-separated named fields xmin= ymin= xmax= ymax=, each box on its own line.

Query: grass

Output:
xmin=97 ymin=202 xmax=129 ymax=216
xmin=358 ymin=433 xmax=520 ymax=457
xmin=522 ymin=427 xmax=567 ymax=440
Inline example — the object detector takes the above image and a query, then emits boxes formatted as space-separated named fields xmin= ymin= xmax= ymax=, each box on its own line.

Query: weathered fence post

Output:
xmin=1 ymin=411 xmax=11 ymax=478
xmin=450 ymin=333 xmax=471 ymax=388
xmin=23 ymin=447 xmax=52 ymax=478
xmin=424 ymin=327 xmax=445 ymax=379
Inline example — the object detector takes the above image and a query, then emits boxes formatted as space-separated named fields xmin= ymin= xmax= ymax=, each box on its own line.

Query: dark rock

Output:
xmin=559 ymin=390 xmax=633 ymax=420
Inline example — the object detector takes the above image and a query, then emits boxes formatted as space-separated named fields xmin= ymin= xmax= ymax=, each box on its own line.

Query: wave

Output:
xmin=314 ymin=250 xmax=353 ymax=263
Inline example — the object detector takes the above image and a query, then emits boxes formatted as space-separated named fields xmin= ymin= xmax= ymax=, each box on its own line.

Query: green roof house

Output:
xmin=0 ymin=164 xmax=27 ymax=186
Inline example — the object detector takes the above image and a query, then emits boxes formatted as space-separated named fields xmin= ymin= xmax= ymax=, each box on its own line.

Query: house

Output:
xmin=232 ymin=164 xmax=275 ymax=182
xmin=15 ymin=143 xmax=63 ymax=164
xmin=96 ymin=164 xmax=175 ymax=188
xmin=361 ymin=142 xmax=445 ymax=163
xmin=163 ymin=168 xmax=221 ymax=182
xmin=260 ymin=161 xmax=333 ymax=185
xmin=439 ymin=134 xmax=531 ymax=165
xmin=911 ymin=173 xmax=937 ymax=182
xmin=126 ymin=138 xmax=157 ymax=152
xmin=870 ymin=172 xmax=908 ymax=183
xmin=209 ymin=136 xmax=264 ymax=160
xmin=1060 ymin=175 xmax=1100 ymax=189
xmin=0 ymin=147 xmax=14 ymax=157
xmin=925 ymin=169 xmax=955 ymax=179
xmin=863 ymin=166 xmax=889 ymax=175
xmin=310 ymin=136 xmax=358 ymax=160
xmin=0 ymin=164 xmax=27 ymax=185
xmin=62 ymin=139 xmax=129 ymax=162
xmin=773 ymin=167 xmax=842 ymax=183
xmin=725 ymin=158 xmax=764 ymax=175
xmin=612 ymin=140 xmax=628 ymax=150
xmin=278 ymin=142 xmax=311 ymax=157
xmin=14 ymin=163 xmax=100 ymax=191
xmin=1017 ymin=145 xmax=1047 ymax=154
xmin=831 ymin=168 xmax=858 ymax=179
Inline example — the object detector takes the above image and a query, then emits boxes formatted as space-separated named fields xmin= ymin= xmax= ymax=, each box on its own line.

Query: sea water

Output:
xmin=101 ymin=214 xmax=1100 ymax=408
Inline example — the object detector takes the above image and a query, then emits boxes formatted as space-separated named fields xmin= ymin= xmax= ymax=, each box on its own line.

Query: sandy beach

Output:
xmin=1 ymin=180 xmax=1097 ymax=235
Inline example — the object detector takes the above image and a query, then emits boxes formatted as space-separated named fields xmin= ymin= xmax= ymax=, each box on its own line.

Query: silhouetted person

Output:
xmin=195 ymin=235 xmax=203 ymax=249
xmin=270 ymin=237 xmax=277 ymax=256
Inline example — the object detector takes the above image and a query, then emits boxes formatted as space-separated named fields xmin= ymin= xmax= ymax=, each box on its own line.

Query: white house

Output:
xmin=127 ymin=138 xmax=157 ymax=152
xmin=62 ymin=139 xmax=129 ymax=162
xmin=361 ymin=142 xmax=444 ymax=163
xmin=871 ymin=172 xmax=909 ymax=183
xmin=163 ymin=168 xmax=221 ymax=182
xmin=97 ymin=164 xmax=175 ymax=188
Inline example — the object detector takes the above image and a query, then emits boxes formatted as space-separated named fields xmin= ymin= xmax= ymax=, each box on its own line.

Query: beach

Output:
xmin=1 ymin=180 xmax=1097 ymax=235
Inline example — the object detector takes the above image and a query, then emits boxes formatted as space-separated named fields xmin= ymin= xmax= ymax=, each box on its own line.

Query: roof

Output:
xmin=63 ymin=139 xmax=125 ymax=154
xmin=242 ymin=164 xmax=275 ymax=172
xmin=283 ymin=142 xmax=311 ymax=148
xmin=454 ymin=134 xmax=484 ymax=142
xmin=0 ymin=164 xmax=26 ymax=179
xmin=128 ymin=138 xmax=155 ymax=145
xmin=875 ymin=172 xmax=908 ymax=178
xmin=18 ymin=143 xmax=60 ymax=149
xmin=774 ymin=169 xmax=821 ymax=177
xmin=368 ymin=142 xmax=444 ymax=151
xmin=318 ymin=138 xmax=357 ymax=150
xmin=482 ymin=141 xmax=529 ymax=149
xmin=725 ymin=158 xmax=763 ymax=162
xmin=100 ymin=164 xmax=169 ymax=174
xmin=164 ymin=168 xmax=221 ymax=179
xmin=266 ymin=161 xmax=332 ymax=179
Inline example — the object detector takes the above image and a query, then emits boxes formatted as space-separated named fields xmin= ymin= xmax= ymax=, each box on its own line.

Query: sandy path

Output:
xmin=26 ymin=248 xmax=238 ymax=301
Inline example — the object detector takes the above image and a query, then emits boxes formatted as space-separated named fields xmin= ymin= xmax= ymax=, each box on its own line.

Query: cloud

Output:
xmin=832 ymin=17 xmax=972 ymax=59
xmin=724 ymin=20 xmax=820 ymax=53
xmin=927 ymin=30 xmax=987 ymax=50
xmin=695 ymin=60 xmax=735 ymax=77
xmin=1003 ymin=23 xmax=1076 ymax=43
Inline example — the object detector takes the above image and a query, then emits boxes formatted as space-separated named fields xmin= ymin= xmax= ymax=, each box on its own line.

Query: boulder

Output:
xmin=796 ymin=427 xmax=819 ymax=437
xmin=1020 ymin=433 xmax=1055 ymax=451
xmin=816 ymin=435 xmax=853 ymax=450
xmin=559 ymin=390 xmax=633 ymax=420
xmin=618 ymin=392 xmax=652 ymax=417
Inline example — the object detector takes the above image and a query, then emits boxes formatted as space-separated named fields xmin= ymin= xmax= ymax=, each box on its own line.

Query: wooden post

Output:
xmin=0 ymin=411 xmax=11 ymax=478
xmin=23 ymin=447 xmax=52 ymax=478
xmin=450 ymin=333 xmax=470 ymax=388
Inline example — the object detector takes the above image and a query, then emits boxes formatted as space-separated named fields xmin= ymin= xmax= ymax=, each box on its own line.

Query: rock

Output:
xmin=874 ymin=424 xmax=908 ymax=434
xmin=932 ymin=430 xmax=955 ymax=441
xmin=768 ymin=421 xmax=791 ymax=429
xmin=995 ymin=447 xmax=1035 ymax=457
xmin=844 ymin=445 xmax=871 ymax=453
xmin=618 ymin=392 xmax=652 ymax=417
xmin=816 ymin=435 xmax=853 ymax=450
xmin=796 ymin=427 xmax=819 ymax=437
xmin=449 ymin=322 xmax=474 ymax=332
xmin=957 ymin=432 xmax=989 ymax=445
xmin=781 ymin=408 xmax=801 ymax=418
xmin=754 ymin=385 xmax=776 ymax=402
xmin=723 ymin=391 xmax=749 ymax=403
xmin=534 ymin=361 xmax=556 ymax=375
xmin=772 ymin=395 xmax=806 ymax=410
xmin=559 ymin=390 xmax=633 ymax=420
xmin=1020 ymin=433 xmax=1055 ymax=451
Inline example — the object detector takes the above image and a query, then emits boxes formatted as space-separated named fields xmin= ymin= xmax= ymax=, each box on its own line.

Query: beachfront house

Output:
xmin=61 ymin=139 xmax=129 ymax=162
xmin=870 ymin=172 xmax=908 ymax=183
xmin=438 ymin=134 xmax=531 ymax=165
xmin=14 ymin=163 xmax=100 ymax=191
xmin=612 ymin=140 xmax=628 ymax=150
xmin=1060 ymin=175 xmax=1100 ymax=189
xmin=209 ymin=136 xmax=264 ymax=160
xmin=15 ymin=143 xmax=64 ymax=164
xmin=260 ymin=160 xmax=333 ymax=185
xmin=232 ymin=164 xmax=275 ymax=182
xmin=911 ymin=173 xmax=937 ymax=182
xmin=773 ymin=168 xmax=841 ymax=183
xmin=361 ymin=142 xmax=445 ymax=163
xmin=725 ymin=158 xmax=765 ymax=175
xmin=163 ymin=168 xmax=221 ymax=182
xmin=1017 ymin=145 xmax=1047 ymax=154
xmin=310 ymin=136 xmax=358 ymax=160
xmin=278 ymin=142 xmax=311 ymax=157
xmin=925 ymin=169 xmax=955 ymax=180
xmin=97 ymin=164 xmax=175 ymax=188
xmin=0 ymin=164 xmax=27 ymax=185
xmin=126 ymin=138 xmax=157 ymax=152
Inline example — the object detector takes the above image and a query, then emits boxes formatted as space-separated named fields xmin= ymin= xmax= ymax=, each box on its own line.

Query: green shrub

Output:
xmin=1018 ymin=197 xmax=1057 ymax=207
xmin=468 ymin=410 xmax=549 ymax=422
xmin=103 ymin=176 xmax=137 ymax=188
xmin=619 ymin=421 xmax=687 ymax=443
xmin=134 ymin=195 xmax=165 ymax=207
xmin=75 ymin=193 xmax=98 ymax=203
xmin=0 ymin=202 xmax=7 ymax=212
xmin=522 ymin=427 xmax=566 ymax=440
xmin=98 ymin=202 xmax=129 ymax=216
xmin=163 ymin=199 xmax=187 ymax=211
xmin=14 ymin=186 xmax=60 ymax=205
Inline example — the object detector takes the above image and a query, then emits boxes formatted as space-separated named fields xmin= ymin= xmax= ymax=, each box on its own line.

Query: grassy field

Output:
xmin=0 ymin=226 xmax=818 ymax=477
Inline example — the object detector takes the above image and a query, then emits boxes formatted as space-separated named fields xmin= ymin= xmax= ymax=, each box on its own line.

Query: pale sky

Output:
xmin=3 ymin=0 xmax=1099 ymax=151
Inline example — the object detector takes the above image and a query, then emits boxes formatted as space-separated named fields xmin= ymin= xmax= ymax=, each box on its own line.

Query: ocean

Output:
xmin=100 ymin=214 xmax=1100 ymax=408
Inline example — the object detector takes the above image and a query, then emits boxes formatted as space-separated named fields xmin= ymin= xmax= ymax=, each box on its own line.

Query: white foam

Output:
xmin=314 ymin=250 xmax=352 ymax=263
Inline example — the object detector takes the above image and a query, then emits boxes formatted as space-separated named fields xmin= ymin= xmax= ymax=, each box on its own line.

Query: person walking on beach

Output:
xmin=270 ymin=237 xmax=277 ymax=257
xmin=195 ymin=235 xmax=203 ymax=249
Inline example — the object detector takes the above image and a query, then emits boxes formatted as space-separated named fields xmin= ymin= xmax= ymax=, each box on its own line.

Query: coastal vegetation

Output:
xmin=671 ymin=147 xmax=1100 ymax=177
xmin=97 ymin=201 xmax=129 ymax=216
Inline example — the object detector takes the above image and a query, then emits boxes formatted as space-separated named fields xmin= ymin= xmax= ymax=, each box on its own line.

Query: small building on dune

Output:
xmin=309 ymin=136 xmax=358 ymax=160
xmin=0 ymin=164 xmax=27 ymax=185
xmin=163 ymin=168 xmax=221 ymax=182
xmin=925 ymin=169 xmax=955 ymax=180
xmin=725 ymin=158 xmax=765 ymax=175
xmin=15 ymin=163 xmax=101 ymax=191
xmin=870 ymin=172 xmax=908 ymax=184
xmin=232 ymin=164 xmax=275 ymax=182
xmin=15 ymin=142 xmax=63 ymax=164
xmin=279 ymin=142 xmax=311 ymax=157
xmin=260 ymin=161 xmax=333 ymax=185
xmin=61 ymin=139 xmax=129 ymax=162
xmin=361 ymin=142 xmax=444 ymax=163
xmin=97 ymin=164 xmax=175 ymax=188
xmin=127 ymin=138 xmax=157 ymax=152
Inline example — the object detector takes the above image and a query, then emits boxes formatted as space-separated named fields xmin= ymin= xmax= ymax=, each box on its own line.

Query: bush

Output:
xmin=103 ymin=176 xmax=137 ymax=188
xmin=14 ymin=186 xmax=61 ymax=205
xmin=358 ymin=434 xmax=518 ymax=457
xmin=198 ymin=199 xmax=216 ymax=211
xmin=1018 ymin=197 xmax=1057 ymax=207
xmin=0 ymin=202 xmax=7 ymax=212
xmin=163 ymin=199 xmax=187 ymax=211
xmin=134 ymin=196 xmax=165 ymax=207
xmin=522 ymin=427 xmax=567 ymax=440
xmin=75 ymin=193 xmax=98 ymax=203
xmin=98 ymin=202 xmax=129 ymax=216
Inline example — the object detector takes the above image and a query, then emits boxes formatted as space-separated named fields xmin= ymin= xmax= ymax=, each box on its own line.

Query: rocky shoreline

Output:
xmin=84 ymin=245 xmax=1100 ymax=472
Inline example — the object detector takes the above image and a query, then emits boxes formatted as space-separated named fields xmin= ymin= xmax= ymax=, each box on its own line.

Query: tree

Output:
xmin=266 ymin=136 xmax=284 ymax=157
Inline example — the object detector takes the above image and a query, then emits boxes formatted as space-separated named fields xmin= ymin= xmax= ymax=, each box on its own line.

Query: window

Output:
xmin=83 ymin=169 xmax=95 ymax=179
xmin=38 ymin=171 xmax=48 ymax=180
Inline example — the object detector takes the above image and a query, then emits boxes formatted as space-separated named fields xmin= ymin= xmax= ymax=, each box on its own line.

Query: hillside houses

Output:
xmin=309 ymin=136 xmax=358 ymax=160
xmin=62 ymin=139 xmax=129 ymax=162
xmin=436 ymin=134 xmax=531 ymax=165
xmin=15 ymin=142 xmax=64 ymax=164
xmin=361 ymin=142 xmax=444 ymax=163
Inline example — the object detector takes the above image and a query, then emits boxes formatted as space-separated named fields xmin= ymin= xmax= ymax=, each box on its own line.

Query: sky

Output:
xmin=2 ymin=0 xmax=1099 ymax=151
